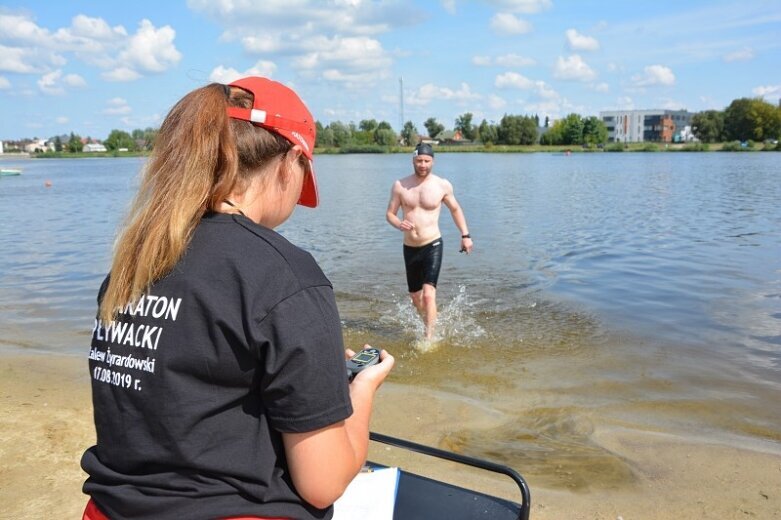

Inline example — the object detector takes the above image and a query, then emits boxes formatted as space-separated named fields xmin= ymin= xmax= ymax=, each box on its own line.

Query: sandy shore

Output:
xmin=1 ymin=352 xmax=779 ymax=519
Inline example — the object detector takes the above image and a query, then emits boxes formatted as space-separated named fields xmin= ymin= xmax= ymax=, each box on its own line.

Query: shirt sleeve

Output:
xmin=254 ymin=285 xmax=353 ymax=433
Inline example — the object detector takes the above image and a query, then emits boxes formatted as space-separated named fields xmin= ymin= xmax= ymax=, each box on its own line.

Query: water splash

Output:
xmin=383 ymin=285 xmax=487 ymax=352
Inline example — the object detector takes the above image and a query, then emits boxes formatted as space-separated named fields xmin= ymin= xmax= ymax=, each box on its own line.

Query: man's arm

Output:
xmin=283 ymin=349 xmax=394 ymax=509
xmin=386 ymin=181 xmax=414 ymax=231
xmin=442 ymin=180 xmax=473 ymax=254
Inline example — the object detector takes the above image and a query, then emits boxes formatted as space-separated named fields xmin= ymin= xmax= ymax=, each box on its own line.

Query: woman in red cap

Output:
xmin=80 ymin=77 xmax=394 ymax=520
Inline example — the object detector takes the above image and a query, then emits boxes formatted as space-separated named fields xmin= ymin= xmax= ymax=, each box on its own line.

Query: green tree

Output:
xmin=358 ymin=119 xmax=378 ymax=132
xmin=67 ymin=132 xmax=83 ymax=153
xmin=374 ymin=128 xmax=397 ymax=146
xmin=377 ymin=121 xmax=393 ymax=131
xmin=724 ymin=98 xmax=781 ymax=142
xmin=691 ymin=110 xmax=725 ymax=143
xmin=454 ymin=112 xmax=476 ymax=140
xmin=477 ymin=119 xmax=498 ymax=144
xmin=400 ymin=121 xmax=419 ymax=146
xmin=519 ymin=116 xmax=538 ymax=145
xmin=497 ymin=115 xmax=522 ymax=144
xmin=539 ymin=122 xmax=563 ymax=145
xmin=142 ymin=127 xmax=158 ymax=150
xmin=321 ymin=127 xmax=336 ymax=147
xmin=104 ymin=129 xmax=137 ymax=151
xmin=424 ymin=117 xmax=444 ymax=139
xmin=561 ymin=113 xmax=585 ymax=145
xmin=582 ymin=116 xmax=608 ymax=145
xmin=316 ymin=121 xmax=335 ymax=147
xmin=498 ymin=115 xmax=537 ymax=145
xmin=328 ymin=121 xmax=352 ymax=147
xmin=54 ymin=135 xmax=63 ymax=152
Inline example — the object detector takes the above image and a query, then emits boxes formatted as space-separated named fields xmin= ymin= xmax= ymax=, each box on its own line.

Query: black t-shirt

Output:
xmin=81 ymin=212 xmax=353 ymax=520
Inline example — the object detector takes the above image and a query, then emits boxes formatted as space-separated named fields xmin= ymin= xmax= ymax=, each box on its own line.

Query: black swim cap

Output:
xmin=413 ymin=143 xmax=434 ymax=157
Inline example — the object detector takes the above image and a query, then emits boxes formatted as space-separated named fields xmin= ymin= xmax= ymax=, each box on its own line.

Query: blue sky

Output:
xmin=1 ymin=0 xmax=779 ymax=141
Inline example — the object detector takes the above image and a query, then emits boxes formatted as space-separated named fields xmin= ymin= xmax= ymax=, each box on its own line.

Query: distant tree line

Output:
xmin=11 ymin=96 xmax=779 ymax=155
xmin=314 ymin=112 xmax=611 ymax=148
xmin=692 ymin=98 xmax=781 ymax=143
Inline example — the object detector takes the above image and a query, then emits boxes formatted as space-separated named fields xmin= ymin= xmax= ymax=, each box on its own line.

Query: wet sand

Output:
xmin=1 ymin=353 xmax=779 ymax=519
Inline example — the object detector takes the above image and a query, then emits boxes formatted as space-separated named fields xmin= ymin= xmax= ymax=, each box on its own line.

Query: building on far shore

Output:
xmin=600 ymin=109 xmax=696 ymax=143
xmin=84 ymin=142 xmax=107 ymax=152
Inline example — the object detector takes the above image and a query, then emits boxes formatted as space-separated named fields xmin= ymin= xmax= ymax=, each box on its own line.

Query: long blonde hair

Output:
xmin=99 ymin=83 xmax=293 ymax=321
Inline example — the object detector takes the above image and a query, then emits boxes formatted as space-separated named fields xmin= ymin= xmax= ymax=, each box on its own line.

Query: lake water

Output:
xmin=1 ymin=153 xmax=779 ymax=489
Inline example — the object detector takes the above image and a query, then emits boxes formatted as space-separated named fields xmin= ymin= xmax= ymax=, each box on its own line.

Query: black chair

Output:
xmin=369 ymin=432 xmax=531 ymax=520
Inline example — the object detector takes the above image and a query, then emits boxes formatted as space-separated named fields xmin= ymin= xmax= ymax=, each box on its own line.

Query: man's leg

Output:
xmin=421 ymin=283 xmax=437 ymax=340
xmin=409 ymin=289 xmax=424 ymax=317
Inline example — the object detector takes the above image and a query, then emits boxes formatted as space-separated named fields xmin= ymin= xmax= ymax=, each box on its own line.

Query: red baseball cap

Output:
xmin=226 ymin=76 xmax=318 ymax=208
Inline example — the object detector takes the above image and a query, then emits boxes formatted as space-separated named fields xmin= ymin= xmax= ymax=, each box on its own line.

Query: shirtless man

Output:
xmin=386 ymin=143 xmax=473 ymax=340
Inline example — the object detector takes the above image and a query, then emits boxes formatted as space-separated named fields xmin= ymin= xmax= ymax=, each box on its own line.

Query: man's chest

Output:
xmin=400 ymin=185 xmax=443 ymax=211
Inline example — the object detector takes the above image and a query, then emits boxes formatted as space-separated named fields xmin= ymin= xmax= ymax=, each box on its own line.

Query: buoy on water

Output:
xmin=44 ymin=180 xmax=53 ymax=188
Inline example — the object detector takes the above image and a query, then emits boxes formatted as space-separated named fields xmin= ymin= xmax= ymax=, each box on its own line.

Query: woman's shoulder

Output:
xmin=199 ymin=214 xmax=329 ymax=289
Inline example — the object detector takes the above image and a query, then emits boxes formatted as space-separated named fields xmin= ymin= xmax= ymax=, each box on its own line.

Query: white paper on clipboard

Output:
xmin=332 ymin=466 xmax=400 ymax=520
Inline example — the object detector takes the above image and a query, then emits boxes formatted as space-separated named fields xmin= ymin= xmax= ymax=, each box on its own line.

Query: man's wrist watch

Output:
xmin=461 ymin=233 xmax=471 ymax=239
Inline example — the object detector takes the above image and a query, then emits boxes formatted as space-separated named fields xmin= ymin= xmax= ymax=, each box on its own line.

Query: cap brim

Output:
xmin=298 ymin=160 xmax=318 ymax=207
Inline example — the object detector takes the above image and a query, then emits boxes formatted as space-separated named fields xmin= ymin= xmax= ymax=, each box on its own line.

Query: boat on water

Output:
xmin=0 ymin=168 xmax=22 ymax=176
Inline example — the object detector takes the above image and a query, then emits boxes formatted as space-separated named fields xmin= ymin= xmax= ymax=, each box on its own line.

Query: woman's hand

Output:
xmin=345 ymin=345 xmax=394 ymax=390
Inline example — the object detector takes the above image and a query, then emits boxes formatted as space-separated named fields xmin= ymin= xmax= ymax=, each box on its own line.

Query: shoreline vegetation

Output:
xmin=2 ymin=139 xmax=779 ymax=160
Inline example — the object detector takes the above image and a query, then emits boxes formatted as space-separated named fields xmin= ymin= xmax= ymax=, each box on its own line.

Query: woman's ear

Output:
xmin=278 ymin=147 xmax=303 ymax=181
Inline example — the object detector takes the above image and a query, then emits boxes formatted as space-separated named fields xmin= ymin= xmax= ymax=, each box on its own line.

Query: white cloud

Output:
xmin=118 ymin=20 xmax=181 ymax=73
xmin=496 ymin=53 xmax=536 ymax=67
xmin=103 ymin=97 xmax=131 ymax=115
xmin=495 ymin=71 xmax=534 ymax=89
xmin=485 ymin=0 xmax=552 ymax=14
xmin=565 ymin=29 xmax=599 ymax=51
xmin=0 ymin=44 xmax=64 ymax=74
xmin=67 ymin=14 xmax=128 ymax=40
xmin=553 ymin=55 xmax=596 ymax=82
xmin=0 ymin=13 xmax=180 ymax=81
xmin=56 ymin=116 xmax=69 ymax=124
xmin=102 ymin=67 xmax=141 ymax=82
xmin=64 ymin=73 xmax=87 ymax=87
xmin=189 ymin=1 xmax=408 ymax=86
xmin=38 ymin=71 xmax=63 ymax=95
xmin=0 ymin=75 xmax=10 ymax=89
xmin=0 ymin=13 xmax=50 ymax=44
xmin=592 ymin=82 xmax=610 ymax=93
xmin=723 ymin=47 xmax=754 ymax=62
xmin=441 ymin=0 xmax=457 ymax=14
xmin=631 ymin=65 xmax=675 ymax=87
xmin=189 ymin=0 xmax=412 ymax=38
xmin=753 ymin=84 xmax=781 ymax=98
xmin=487 ymin=94 xmax=507 ymax=110
xmin=406 ymin=82 xmax=481 ymax=106
xmin=37 ymin=70 xmax=84 ymax=95
xmin=209 ymin=61 xmax=278 ymax=84
xmin=472 ymin=53 xmax=535 ymax=67
xmin=292 ymin=36 xmax=392 ymax=86
xmin=495 ymin=71 xmax=558 ymax=99
xmin=241 ymin=35 xmax=282 ymax=54
xmin=491 ymin=13 xmax=532 ymax=35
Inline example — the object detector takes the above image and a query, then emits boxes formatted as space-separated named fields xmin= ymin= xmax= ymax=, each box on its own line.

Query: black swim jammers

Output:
xmin=403 ymin=238 xmax=443 ymax=292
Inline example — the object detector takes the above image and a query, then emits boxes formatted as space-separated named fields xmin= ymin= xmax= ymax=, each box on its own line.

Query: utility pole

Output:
xmin=399 ymin=76 xmax=404 ymax=134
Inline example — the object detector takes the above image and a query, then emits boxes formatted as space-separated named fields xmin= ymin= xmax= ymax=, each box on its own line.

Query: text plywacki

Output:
xmin=89 ymin=294 xmax=182 ymax=384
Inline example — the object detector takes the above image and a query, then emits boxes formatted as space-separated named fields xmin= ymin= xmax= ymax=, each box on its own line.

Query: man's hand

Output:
xmin=398 ymin=219 xmax=414 ymax=231
xmin=460 ymin=237 xmax=473 ymax=254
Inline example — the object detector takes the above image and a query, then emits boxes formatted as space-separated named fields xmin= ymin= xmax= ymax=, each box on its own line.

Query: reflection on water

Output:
xmin=1 ymin=154 xmax=780 ymax=491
